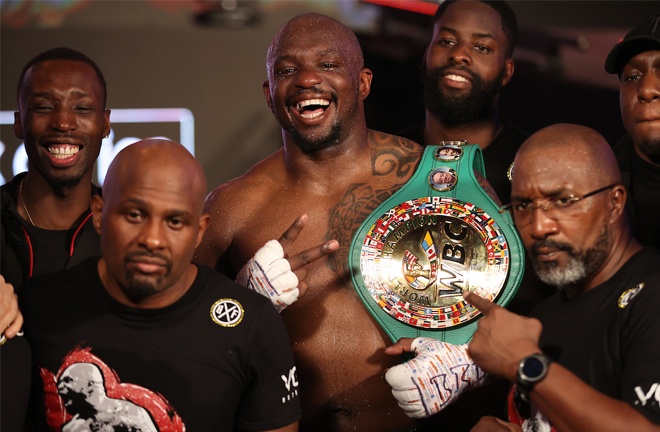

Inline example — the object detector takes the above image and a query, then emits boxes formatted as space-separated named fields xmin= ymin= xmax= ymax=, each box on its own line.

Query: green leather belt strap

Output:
xmin=349 ymin=143 xmax=524 ymax=345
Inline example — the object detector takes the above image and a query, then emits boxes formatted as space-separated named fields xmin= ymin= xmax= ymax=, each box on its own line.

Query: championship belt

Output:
xmin=349 ymin=142 xmax=524 ymax=345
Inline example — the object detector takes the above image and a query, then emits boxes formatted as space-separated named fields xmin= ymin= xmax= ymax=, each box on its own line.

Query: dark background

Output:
xmin=2 ymin=0 xmax=658 ymax=189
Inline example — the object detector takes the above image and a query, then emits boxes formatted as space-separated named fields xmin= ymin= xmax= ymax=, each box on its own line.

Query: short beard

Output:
xmin=47 ymin=175 xmax=85 ymax=196
xmin=288 ymin=122 xmax=342 ymax=154
xmin=122 ymin=276 xmax=160 ymax=304
xmin=31 ymin=160 xmax=87 ymax=196
xmin=122 ymin=253 xmax=172 ymax=303
xmin=530 ymin=224 xmax=611 ymax=289
xmin=635 ymin=137 xmax=660 ymax=165
xmin=422 ymin=64 xmax=504 ymax=125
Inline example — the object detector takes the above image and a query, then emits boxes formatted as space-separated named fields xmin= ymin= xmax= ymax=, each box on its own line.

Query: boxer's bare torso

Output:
xmin=196 ymin=131 xmax=423 ymax=431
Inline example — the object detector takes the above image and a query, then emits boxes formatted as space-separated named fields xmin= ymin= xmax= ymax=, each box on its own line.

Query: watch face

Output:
xmin=522 ymin=356 xmax=546 ymax=380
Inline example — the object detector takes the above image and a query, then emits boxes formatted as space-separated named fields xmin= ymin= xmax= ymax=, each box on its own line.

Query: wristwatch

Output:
xmin=516 ymin=353 xmax=553 ymax=402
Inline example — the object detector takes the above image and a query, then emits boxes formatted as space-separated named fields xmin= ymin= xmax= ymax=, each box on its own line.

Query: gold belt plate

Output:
xmin=358 ymin=197 xmax=509 ymax=329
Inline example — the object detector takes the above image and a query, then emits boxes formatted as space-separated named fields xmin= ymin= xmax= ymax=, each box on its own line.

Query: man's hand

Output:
xmin=470 ymin=416 xmax=522 ymax=432
xmin=384 ymin=337 xmax=488 ymax=418
xmin=463 ymin=291 xmax=542 ymax=381
xmin=236 ymin=214 xmax=338 ymax=312
xmin=0 ymin=275 xmax=23 ymax=343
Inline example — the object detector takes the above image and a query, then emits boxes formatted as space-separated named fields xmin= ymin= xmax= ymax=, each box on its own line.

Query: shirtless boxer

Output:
xmin=194 ymin=12 xmax=427 ymax=432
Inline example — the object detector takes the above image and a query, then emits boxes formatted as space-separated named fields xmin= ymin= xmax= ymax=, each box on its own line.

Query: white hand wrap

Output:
xmin=385 ymin=337 xmax=488 ymax=418
xmin=236 ymin=240 xmax=299 ymax=312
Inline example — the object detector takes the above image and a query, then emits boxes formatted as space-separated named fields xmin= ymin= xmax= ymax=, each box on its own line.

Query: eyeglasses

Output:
xmin=499 ymin=184 xmax=618 ymax=225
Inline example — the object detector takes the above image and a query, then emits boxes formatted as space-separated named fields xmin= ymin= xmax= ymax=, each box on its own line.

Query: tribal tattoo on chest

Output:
xmin=326 ymin=135 xmax=422 ymax=282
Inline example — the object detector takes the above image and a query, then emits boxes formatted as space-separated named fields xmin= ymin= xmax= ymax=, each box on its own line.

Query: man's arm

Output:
xmin=262 ymin=423 xmax=298 ymax=432
xmin=0 ymin=275 xmax=23 ymax=340
xmin=464 ymin=291 xmax=660 ymax=432
xmin=470 ymin=416 xmax=521 ymax=432
xmin=234 ymin=214 xmax=337 ymax=311
xmin=528 ymin=363 xmax=658 ymax=432
xmin=194 ymin=182 xmax=338 ymax=310
xmin=193 ymin=186 xmax=235 ymax=272
xmin=194 ymin=181 xmax=337 ymax=281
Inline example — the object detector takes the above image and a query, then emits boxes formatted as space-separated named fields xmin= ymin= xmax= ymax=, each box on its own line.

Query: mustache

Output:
xmin=427 ymin=64 xmax=479 ymax=82
xmin=285 ymin=87 xmax=336 ymax=107
xmin=46 ymin=133 xmax=76 ymax=138
xmin=39 ymin=132 xmax=89 ymax=144
xmin=530 ymin=239 xmax=575 ymax=257
xmin=124 ymin=251 xmax=173 ymax=271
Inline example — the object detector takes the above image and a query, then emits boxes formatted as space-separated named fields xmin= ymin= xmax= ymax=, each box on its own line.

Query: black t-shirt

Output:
xmin=628 ymin=150 xmax=660 ymax=247
xmin=613 ymin=134 xmax=660 ymax=249
xmin=1 ymin=175 xmax=102 ymax=431
xmin=22 ymin=225 xmax=70 ymax=276
xmin=530 ymin=248 xmax=660 ymax=424
xmin=629 ymin=153 xmax=660 ymax=248
xmin=21 ymin=258 xmax=301 ymax=431
xmin=0 ymin=330 xmax=31 ymax=431
xmin=398 ymin=123 xmax=551 ymax=430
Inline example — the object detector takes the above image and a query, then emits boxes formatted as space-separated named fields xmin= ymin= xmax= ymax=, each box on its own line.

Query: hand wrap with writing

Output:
xmin=236 ymin=240 xmax=299 ymax=312
xmin=385 ymin=337 xmax=488 ymax=418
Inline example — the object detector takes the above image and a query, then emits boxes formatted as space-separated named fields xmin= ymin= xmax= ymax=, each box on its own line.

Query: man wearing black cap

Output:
xmin=605 ymin=15 xmax=660 ymax=248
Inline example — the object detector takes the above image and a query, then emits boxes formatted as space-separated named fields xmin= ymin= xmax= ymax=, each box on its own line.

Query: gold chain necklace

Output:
xmin=19 ymin=179 xmax=35 ymax=226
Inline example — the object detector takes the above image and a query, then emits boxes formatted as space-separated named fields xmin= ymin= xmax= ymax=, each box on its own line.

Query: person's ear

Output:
xmin=501 ymin=59 xmax=514 ymax=87
xmin=91 ymin=194 xmax=104 ymax=234
xmin=609 ymin=185 xmax=627 ymax=222
xmin=263 ymin=80 xmax=275 ymax=113
xmin=359 ymin=68 xmax=373 ymax=101
xmin=13 ymin=111 xmax=23 ymax=140
xmin=102 ymin=109 xmax=111 ymax=139
xmin=195 ymin=214 xmax=211 ymax=248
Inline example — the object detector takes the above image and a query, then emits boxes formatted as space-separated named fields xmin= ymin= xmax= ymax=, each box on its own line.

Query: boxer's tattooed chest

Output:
xmin=326 ymin=140 xmax=421 ymax=280
xmin=326 ymin=184 xmax=392 ymax=282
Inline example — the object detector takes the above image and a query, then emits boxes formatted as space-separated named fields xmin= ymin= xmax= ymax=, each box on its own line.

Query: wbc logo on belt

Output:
xmin=359 ymin=197 xmax=509 ymax=329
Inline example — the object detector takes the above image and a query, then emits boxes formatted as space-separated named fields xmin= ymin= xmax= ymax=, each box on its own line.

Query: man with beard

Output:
xmin=400 ymin=0 xmax=524 ymax=205
xmin=196 ymin=10 xmax=533 ymax=431
xmin=194 ymin=12 xmax=434 ymax=432
xmin=392 ymin=2 xmax=552 ymax=428
xmin=604 ymin=15 xmax=660 ymax=249
xmin=20 ymin=138 xmax=302 ymax=431
xmin=2 ymin=47 xmax=110 ymax=288
xmin=0 ymin=47 xmax=110 ymax=431
xmin=465 ymin=123 xmax=660 ymax=431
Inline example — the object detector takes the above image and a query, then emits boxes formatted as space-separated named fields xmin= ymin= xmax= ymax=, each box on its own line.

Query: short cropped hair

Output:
xmin=16 ymin=47 xmax=107 ymax=107
xmin=433 ymin=1 xmax=518 ymax=58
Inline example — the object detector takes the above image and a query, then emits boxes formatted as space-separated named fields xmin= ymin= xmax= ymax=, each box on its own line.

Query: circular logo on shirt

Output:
xmin=210 ymin=299 xmax=244 ymax=327
xmin=357 ymin=197 xmax=509 ymax=329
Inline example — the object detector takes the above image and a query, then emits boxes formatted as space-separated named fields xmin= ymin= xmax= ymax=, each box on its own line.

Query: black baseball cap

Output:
xmin=605 ymin=15 xmax=660 ymax=75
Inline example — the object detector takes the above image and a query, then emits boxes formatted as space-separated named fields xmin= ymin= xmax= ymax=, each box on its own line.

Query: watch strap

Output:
xmin=516 ymin=352 xmax=553 ymax=402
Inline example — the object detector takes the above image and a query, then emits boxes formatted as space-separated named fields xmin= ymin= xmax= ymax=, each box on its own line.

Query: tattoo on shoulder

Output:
xmin=370 ymin=132 xmax=422 ymax=178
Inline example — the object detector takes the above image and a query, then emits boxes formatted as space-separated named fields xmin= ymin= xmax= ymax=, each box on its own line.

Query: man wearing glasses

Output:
xmin=464 ymin=123 xmax=660 ymax=431
xmin=499 ymin=184 xmax=618 ymax=289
